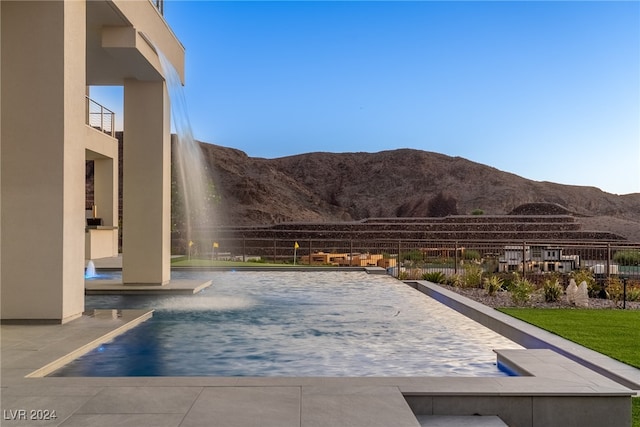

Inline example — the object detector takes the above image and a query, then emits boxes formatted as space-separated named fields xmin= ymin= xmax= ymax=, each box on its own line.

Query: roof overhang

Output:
xmin=86 ymin=0 xmax=185 ymax=86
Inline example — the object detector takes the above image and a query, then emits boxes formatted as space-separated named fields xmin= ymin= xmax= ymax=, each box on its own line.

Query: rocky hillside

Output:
xmin=199 ymin=142 xmax=640 ymax=240
xmin=87 ymin=136 xmax=640 ymax=241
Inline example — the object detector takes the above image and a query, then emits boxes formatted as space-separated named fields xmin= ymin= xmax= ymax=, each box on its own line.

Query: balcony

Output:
xmin=86 ymin=96 xmax=115 ymax=137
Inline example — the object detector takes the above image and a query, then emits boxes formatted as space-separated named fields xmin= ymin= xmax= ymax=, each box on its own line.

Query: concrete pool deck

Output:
xmin=1 ymin=269 xmax=638 ymax=426
xmin=85 ymin=256 xmax=214 ymax=295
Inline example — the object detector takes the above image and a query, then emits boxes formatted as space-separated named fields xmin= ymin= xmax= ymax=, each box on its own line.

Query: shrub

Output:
xmin=406 ymin=269 xmax=424 ymax=280
xmin=447 ymin=274 xmax=463 ymax=287
xmin=605 ymin=277 xmax=624 ymax=302
xmin=571 ymin=269 xmax=595 ymax=286
xmin=462 ymin=264 xmax=484 ymax=288
xmin=613 ymin=250 xmax=640 ymax=266
xmin=471 ymin=209 xmax=484 ymax=215
xmin=627 ymin=286 xmax=640 ymax=302
xmin=497 ymin=272 xmax=517 ymax=290
xmin=483 ymin=275 xmax=503 ymax=296
xmin=422 ymin=271 xmax=446 ymax=284
xmin=463 ymin=250 xmax=482 ymax=261
xmin=398 ymin=271 xmax=409 ymax=280
xmin=543 ymin=278 xmax=563 ymax=302
xmin=402 ymin=250 xmax=424 ymax=263
xmin=509 ymin=275 xmax=535 ymax=306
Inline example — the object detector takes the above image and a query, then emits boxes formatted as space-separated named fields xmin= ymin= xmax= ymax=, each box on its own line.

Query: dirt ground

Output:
xmin=578 ymin=216 xmax=640 ymax=242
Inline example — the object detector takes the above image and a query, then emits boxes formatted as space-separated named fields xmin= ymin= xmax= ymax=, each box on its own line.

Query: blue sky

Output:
xmin=91 ymin=1 xmax=639 ymax=195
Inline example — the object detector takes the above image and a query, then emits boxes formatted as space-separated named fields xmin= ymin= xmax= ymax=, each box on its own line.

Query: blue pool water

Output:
xmin=55 ymin=271 xmax=522 ymax=377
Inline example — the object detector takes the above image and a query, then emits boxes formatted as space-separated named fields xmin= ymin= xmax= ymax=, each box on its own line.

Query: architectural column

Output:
xmin=93 ymin=157 xmax=117 ymax=227
xmin=1 ymin=1 xmax=86 ymax=322
xmin=122 ymin=79 xmax=171 ymax=285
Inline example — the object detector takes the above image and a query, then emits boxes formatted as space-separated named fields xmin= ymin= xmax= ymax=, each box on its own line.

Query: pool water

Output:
xmin=55 ymin=271 xmax=522 ymax=377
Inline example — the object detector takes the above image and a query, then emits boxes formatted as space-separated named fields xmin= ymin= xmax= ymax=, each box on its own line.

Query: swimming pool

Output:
xmin=55 ymin=271 xmax=522 ymax=377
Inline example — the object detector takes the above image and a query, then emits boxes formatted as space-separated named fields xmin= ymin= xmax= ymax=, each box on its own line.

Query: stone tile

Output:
xmin=1 ymin=385 xmax=103 ymax=397
xmin=76 ymin=386 xmax=202 ymax=414
xmin=400 ymin=378 xmax=503 ymax=395
xmin=1 ymin=395 xmax=90 ymax=427
xmin=180 ymin=386 xmax=300 ymax=427
xmin=416 ymin=415 xmax=508 ymax=426
xmin=301 ymin=386 xmax=420 ymax=427
xmin=532 ymin=396 xmax=631 ymax=427
xmin=405 ymin=395 xmax=433 ymax=415
xmin=58 ymin=414 xmax=184 ymax=427
xmin=432 ymin=396 xmax=532 ymax=427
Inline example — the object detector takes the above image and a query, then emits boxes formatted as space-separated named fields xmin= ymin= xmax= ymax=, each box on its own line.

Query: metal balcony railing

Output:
xmin=152 ymin=0 xmax=164 ymax=15
xmin=85 ymin=96 xmax=115 ymax=137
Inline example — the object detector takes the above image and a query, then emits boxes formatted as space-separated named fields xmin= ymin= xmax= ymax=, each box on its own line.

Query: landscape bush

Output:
xmin=422 ymin=271 xmax=446 ymax=284
xmin=607 ymin=279 xmax=640 ymax=303
xmin=613 ymin=250 xmax=640 ymax=266
xmin=627 ymin=285 xmax=640 ymax=302
xmin=463 ymin=250 xmax=481 ymax=261
xmin=462 ymin=264 xmax=484 ymax=288
xmin=605 ymin=277 xmax=624 ymax=302
xmin=493 ymin=272 xmax=517 ymax=290
xmin=447 ymin=274 xmax=463 ymax=287
xmin=483 ymin=275 xmax=503 ymax=296
xmin=543 ymin=278 xmax=563 ymax=302
xmin=401 ymin=250 xmax=424 ymax=263
xmin=509 ymin=274 xmax=535 ymax=305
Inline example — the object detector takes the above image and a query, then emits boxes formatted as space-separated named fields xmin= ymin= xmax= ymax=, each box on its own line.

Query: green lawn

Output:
xmin=170 ymin=257 xmax=317 ymax=268
xmin=498 ymin=308 xmax=640 ymax=369
xmin=499 ymin=308 xmax=640 ymax=426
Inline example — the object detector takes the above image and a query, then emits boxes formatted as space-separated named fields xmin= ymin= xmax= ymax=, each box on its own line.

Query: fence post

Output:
xmin=100 ymin=105 xmax=105 ymax=134
xmin=308 ymin=239 xmax=312 ymax=266
xmin=522 ymin=241 xmax=527 ymax=278
xmin=606 ymin=243 xmax=611 ymax=279
xmin=623 ymin=278 xmax=627 ymax=310
xmin=242 ymin=236 xmax=246 ymax=263
xmin=398 ymin=240 xmax=402 ymax=279
xmin=454 ymin=241 xmax=459 ymax=275
xmin=350 ymin=239 xmax=353 ymax=267
xmin=273 ymin=238 xmax=277 ymax=264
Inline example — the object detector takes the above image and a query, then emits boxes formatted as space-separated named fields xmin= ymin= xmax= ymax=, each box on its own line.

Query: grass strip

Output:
xmin=497 ymin=308 xmax=640 ymax=369
xmin=170 ymin=258 xmax=319 ymax=268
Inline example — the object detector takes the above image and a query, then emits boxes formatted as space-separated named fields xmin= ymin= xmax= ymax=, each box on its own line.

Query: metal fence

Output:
xmin=175 ymin=236 xmax=640 ymax=280
xmin=151 ymin=0 xmax=164 ymax=15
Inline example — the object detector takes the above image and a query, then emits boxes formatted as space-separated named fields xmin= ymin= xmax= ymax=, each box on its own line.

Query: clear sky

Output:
xmin=91 ymin=1 xmax=640 ymax=195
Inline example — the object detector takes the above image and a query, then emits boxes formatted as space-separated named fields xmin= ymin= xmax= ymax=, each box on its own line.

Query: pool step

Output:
xmin=417 ymin=415 xmax=508 ymax=427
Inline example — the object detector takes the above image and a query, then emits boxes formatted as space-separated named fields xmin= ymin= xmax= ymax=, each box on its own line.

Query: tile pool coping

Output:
xmin=406 ymin=280 xmax=640 ymax=391
xmin=1 ymin=268 xmax=637 ymax=426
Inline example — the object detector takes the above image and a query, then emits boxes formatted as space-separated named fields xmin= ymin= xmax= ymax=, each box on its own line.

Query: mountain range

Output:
xmin=197 ymin=142 xmax=640 ymax=241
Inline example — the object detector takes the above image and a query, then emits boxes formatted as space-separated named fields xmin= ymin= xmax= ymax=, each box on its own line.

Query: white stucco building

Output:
xmin=1 ymin=0 xmax=184 ymax=322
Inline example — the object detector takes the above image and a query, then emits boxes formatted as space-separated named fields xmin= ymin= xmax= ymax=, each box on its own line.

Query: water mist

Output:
xmin=157 ymin=50 xmax=216 ymax=255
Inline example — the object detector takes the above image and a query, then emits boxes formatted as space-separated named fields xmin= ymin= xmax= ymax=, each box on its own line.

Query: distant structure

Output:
xmin=301 ymin=252 xmax=396 ymax=268
xmin=499 ymin=245 xmax=580 ymax=273
xmin=1 ymin=1 xmax=184 ymax=322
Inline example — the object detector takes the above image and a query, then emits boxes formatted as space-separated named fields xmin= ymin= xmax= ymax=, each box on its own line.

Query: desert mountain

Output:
xmin=87 ymin=135 xmax=640 ymax=241
xmin=199 ymin=142 xmax=640 ymax=240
